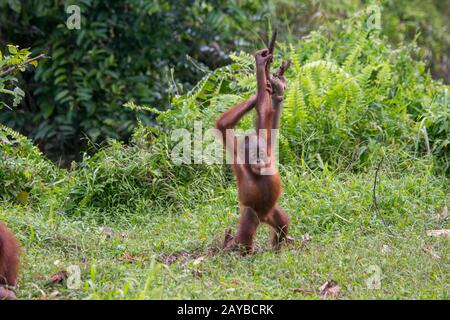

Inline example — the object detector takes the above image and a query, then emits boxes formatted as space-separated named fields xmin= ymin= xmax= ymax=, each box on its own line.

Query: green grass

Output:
xmin=1 ymin=156 xmax=448 ymax=300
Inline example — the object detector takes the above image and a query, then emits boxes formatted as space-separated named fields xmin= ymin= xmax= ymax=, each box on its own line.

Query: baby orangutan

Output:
xmin=215 ymin=43 xmax=291 ymax=254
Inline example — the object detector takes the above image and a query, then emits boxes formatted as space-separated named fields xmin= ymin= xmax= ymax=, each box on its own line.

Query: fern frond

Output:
xmin=0 ymin=123 xmax=28 ymax=143
xmin=229 ymin=51 xmax=254 ymax=70
xmin=302 ymin=60 xmax=352 ymax=79
xmin=290 ymin=44 xmax=301 ymax=74
xmin=285 ymin=75 xmax=307 ymax=126
xmin=302 ymin=67 xmax=320 ymax=110
xmin=343 ymin=36 xmax=366 ymax=72
xmin=354 ymin=64 xmax=374 ymax=88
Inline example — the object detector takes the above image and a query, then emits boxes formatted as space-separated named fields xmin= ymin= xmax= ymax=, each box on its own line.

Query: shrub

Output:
xmin=0 ymin=124 xmax=62 ymax=204
xmin=0 ymin=44 xmax=58 ymax=204
xmin=64 ymin=125 xmax=229 ymax=216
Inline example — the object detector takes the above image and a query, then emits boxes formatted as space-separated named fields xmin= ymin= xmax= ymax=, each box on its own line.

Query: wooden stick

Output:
xmin=266 ymin=29 xmax=278 ymax=81
xmin=268 ymin=29 xmax=278 ymax=54
xmin=274 ymin=60 xmax=291 ymax=77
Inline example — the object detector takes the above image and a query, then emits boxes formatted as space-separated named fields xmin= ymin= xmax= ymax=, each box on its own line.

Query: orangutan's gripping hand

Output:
xmin=270 ymin=61 xmax=290 ymax=98
xmin=270 ymin=74 xmax=286 ymax=97
xmin=255 ymin=49 xmax=273 ymax=67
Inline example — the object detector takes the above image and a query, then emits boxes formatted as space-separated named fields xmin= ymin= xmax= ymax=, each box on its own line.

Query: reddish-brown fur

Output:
xmin=216 ymin=48 xmax=290 ymax=254
xmin=0 ymin=222 xmax=19 ymax=299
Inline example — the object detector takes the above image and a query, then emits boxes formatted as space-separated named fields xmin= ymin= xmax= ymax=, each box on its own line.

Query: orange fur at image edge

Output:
xmin=0 ymin=222 xmax=20 ymax=300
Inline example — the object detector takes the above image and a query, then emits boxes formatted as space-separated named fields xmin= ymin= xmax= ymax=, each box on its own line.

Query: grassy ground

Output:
xmin=1 ymin=156 xmax=448 ymax=300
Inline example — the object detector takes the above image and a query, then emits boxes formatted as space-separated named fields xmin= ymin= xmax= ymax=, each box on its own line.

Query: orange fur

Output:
xmin=0 ymin=222 xmax=19 ymax=299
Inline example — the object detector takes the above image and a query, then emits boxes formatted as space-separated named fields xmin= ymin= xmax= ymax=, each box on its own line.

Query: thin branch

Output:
xmin=268 ymin=28 xmax=277 ymax=55
xmin=265 ymin=28 xmax=278 ymax=81
xmin=0 ymin=53 xmax=48 ymax=77
xmin=372 ymin=155 xmax=395 ymax=236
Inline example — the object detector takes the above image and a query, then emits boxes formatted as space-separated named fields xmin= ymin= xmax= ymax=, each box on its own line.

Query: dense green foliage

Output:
xmin=0 ymin=0 xmax=261 ymax=160
xmin=157 ymin=15 xmax=449 ymax=173
xmin=0 ymin=0 xmax=448 ymax=161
